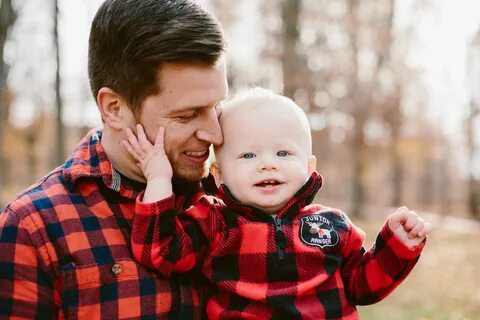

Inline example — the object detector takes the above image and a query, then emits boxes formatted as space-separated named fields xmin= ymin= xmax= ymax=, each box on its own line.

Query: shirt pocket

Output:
xmin=57 ymin=259 xmax=169 ymax=319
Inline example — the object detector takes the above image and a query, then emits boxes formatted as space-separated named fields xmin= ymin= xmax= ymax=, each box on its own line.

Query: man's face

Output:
xmin=137 ymin=61 xmax=227 ymax=182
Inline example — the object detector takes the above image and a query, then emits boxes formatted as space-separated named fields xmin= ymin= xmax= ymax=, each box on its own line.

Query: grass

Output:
xmin=355 ymin=219 xmax=480 ymax=320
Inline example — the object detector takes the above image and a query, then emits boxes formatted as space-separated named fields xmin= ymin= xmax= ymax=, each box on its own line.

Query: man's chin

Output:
xmin=172 ymin=164 xmax=209 ymax=183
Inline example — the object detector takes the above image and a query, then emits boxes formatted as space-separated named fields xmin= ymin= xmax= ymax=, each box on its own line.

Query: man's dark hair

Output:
xmin=88 ymin=0 xmax=226 ymax=114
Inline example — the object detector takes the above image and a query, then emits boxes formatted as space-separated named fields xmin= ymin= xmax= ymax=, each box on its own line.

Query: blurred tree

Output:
xmin=343 ymin=0 xmax=398 ymax=217
xmin=466 ymin=29 xmax=480 ymax=219
xmin=374 ymin=0 xmax=404 ymax=207
xmin=466 ymin=101 xmax=480 ymax=219
xmin=0 ymin=0 xmax=16 ymax=204
xmin=345 ymin=0 xmax=366 ymax=218
xmin=281 ymin=0 xmax=301 ymax=100
xmin=384 ymin=84 xmax=403 ymax=207
xmin=53 ymin=0 xmax=64 ymax=165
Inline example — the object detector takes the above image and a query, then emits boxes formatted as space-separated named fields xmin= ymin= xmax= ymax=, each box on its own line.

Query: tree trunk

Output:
xmin=382 ymin=0 xmax=404 ymax=207
xmin=54 ymin=0 xmax=64 ymax=166
xmin=351 ymin=115 xmax=366 ymax=217
xmin=281 ymin=0 xmax=300 ymax=100
xmin=346 ymin=0 xmax=365 ymax=218
xmin=0 ymin=0 xmax=16 ymax=205
xmin=388 ymin=86 xmax=403 ymax=207
xmin=466 ymin=102 xmax=480 ymax=218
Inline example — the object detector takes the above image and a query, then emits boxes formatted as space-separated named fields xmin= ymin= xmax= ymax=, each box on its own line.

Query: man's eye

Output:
xmin=241 ymin=153 xmax=255 ymax=159
xmin=176 ymin=114 xmax=196 ymax=122
xmin=277 ymin=150 xmax=289 ymax=157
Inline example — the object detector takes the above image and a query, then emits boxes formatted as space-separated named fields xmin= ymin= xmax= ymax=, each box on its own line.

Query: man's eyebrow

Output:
xmin=166 ymin=105 xmax=205 ymax=114
xmin=171 ymin=102 xmax=224 ymax=113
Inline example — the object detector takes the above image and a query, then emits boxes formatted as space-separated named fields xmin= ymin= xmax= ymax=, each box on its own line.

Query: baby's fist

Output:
xmin=387 ymin=206 xmax=432 ymax=249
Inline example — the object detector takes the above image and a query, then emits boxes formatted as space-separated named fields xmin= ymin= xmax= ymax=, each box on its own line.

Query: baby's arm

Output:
xmin=124 ymin=125 xmax=221 ymax=276
xmin=340 ymin=207 xmax=431 ymax=305
xmin=387 ymin=206 xmax=432 ymax=249
xmin=123 ymin=124 xmax=173 ymax=202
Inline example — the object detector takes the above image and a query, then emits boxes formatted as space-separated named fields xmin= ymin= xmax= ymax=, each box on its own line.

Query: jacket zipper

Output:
xmin=273 ymin=217 xmax=288 ymax=259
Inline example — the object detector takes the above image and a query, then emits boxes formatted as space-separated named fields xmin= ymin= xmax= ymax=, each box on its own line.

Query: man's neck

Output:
xmin=101 ymin=127 xmax=146 ymax=183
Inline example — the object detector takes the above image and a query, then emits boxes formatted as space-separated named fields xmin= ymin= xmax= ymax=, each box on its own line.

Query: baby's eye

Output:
xmin=277 ymin=150 xmax=290 ymax=157
xmin=240 ymin=152 xmax=255 ymax=159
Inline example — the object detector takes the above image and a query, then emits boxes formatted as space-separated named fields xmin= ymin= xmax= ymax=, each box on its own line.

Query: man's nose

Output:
xmin=195 ymin=108 xmax=223 ymax=146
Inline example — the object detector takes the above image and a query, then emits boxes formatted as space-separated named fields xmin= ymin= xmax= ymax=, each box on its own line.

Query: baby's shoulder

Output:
xmin=299 ymin=203 xmax=351 ymax=229
xmin=302 ymin=203 xmax=346 ymax=217
xmin=197 ymin=194 xmax=226 ymax=208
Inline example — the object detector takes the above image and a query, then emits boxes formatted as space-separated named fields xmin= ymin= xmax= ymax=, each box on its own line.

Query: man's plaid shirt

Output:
xmin=132 ymin=172 xmax=425 ymax=320
xmin=0 ymin=129 xmax=210 ymax=319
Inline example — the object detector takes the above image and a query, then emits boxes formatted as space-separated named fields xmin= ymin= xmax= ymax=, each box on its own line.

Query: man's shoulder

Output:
xmin=3 ymin=129 xmax=106 ymax=219
xmin=3 ymin=166 xmax=69 ymax=219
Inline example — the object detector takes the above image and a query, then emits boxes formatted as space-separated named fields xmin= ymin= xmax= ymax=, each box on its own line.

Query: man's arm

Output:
xmin=0 ymin=207 xmax=55 ymax=319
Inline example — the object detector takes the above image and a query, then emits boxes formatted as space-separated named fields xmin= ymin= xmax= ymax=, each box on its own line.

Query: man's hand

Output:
xmin=387 ymin=206 xmax=433 ymax=249
xmin=123 ymin=124 xmax=173 ymax=202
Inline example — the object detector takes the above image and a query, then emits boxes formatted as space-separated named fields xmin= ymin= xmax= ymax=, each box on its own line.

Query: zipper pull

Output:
xmin=273 ymin=217 xmax=287 ymax=259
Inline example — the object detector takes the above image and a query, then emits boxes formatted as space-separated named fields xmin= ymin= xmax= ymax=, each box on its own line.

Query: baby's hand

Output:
xmin=387 ymin=206 xmax=432 ymax=249
xmin=123 ymin=124 xmax=173 ymax=182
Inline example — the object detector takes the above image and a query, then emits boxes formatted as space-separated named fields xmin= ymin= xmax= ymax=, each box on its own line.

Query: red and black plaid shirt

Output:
xmin=132 ymin=172 xmax=425 ymax=320
xmin=0 ymin=129 xmax=212 ymax=319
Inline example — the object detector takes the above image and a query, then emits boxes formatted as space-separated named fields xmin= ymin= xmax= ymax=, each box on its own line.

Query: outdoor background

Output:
xmin=1 ymin=0 xmax=479 ymax=318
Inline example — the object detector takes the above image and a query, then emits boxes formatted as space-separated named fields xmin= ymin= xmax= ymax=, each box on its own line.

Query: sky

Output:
xmin=5 ymin=0 xmax=480 ymax=139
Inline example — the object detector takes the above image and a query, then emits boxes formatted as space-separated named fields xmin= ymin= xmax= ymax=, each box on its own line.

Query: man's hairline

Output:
xmin=128 ymin=57 xmax=227 ymax=118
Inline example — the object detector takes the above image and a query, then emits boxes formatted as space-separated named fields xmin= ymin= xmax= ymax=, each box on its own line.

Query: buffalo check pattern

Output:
xmin=0 ymin=129 xmax=210 ymax=319
xmin=132 ymin=172 xmax=426 ymax=320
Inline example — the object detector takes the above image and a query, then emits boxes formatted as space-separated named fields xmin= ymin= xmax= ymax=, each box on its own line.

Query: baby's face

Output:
xmin=215 ymin=101 xmax=314 ymax=214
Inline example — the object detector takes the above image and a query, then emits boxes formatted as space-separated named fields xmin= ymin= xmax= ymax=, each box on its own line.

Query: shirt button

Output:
xmin=111 ymin=263 xmax=123 ymax=275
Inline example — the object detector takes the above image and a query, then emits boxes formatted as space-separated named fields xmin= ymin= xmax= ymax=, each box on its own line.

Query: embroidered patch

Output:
xmin=300 ymin=214 xmax=339 ymax=248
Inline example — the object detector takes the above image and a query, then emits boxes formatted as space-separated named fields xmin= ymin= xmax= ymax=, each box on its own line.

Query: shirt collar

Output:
xmin=219 ymin=171 xmax=323 ymax=221
xmin=62 ymin=129 xmax=145 ymax=199
xmin=62 ymin=129 xmax=220 ymax=201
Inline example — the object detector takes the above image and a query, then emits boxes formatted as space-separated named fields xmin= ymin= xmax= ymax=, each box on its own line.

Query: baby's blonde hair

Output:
xmin=221 ymin=87 xmax=312 ymax=153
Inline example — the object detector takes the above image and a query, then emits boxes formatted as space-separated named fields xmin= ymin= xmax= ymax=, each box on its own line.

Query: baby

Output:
xmin=125 ymin=88 xmax=431 ymax=319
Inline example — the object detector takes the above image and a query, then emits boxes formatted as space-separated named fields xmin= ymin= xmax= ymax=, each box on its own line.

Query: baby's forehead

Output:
xmin=222 ymin=96 xmax=303 ymax=122
xmin=220 ymin=88 xmax=312 ymax=145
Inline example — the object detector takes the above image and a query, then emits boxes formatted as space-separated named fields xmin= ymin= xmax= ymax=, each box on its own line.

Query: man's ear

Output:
xmin=97 ymin=87 xmax=130 ymax=130
xmin=210 ymin=163 xmax=223 ymax=187
xmin=308 ymin=155 xmax=316 ymax=175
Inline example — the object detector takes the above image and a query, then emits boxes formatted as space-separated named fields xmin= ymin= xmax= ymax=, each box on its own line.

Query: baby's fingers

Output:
xmin=403 ymin=211 xmax=419 ymax=232
xmin=125 ymin=128 xmax=144 ymax=155
xmin=136 ymin=124 xmax=153 ymax=150
xmin=407 ymin=216 xmax=424 ymax=238
xmin=154 ymin=127 xmax=166 ymax=148
xmin=418 ymin=222 xmax=434 ymax=238
xmin=152 ymin=127 xmax=168 ymax=157
xmin=122 ymin=139 xmax=141 ymax=161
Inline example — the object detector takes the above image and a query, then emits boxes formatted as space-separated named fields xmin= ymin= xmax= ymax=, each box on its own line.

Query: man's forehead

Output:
xmin=155 ymin=61 xmax=227 ymax=112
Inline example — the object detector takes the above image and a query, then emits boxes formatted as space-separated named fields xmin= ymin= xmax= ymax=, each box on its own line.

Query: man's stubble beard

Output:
xmin=170 ymin=155 xmax=210 ymax=183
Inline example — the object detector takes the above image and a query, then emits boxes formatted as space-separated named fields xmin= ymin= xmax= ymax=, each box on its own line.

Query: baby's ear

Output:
xmin=308 ymin=155 xmax=317 ymax=175
xmin=210 ymin=163 xmax=223 ymax=187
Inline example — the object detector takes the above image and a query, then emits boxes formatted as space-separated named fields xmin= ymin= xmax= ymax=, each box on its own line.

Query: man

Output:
xmin=0 ymin=0 xmax=227 ymax=318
